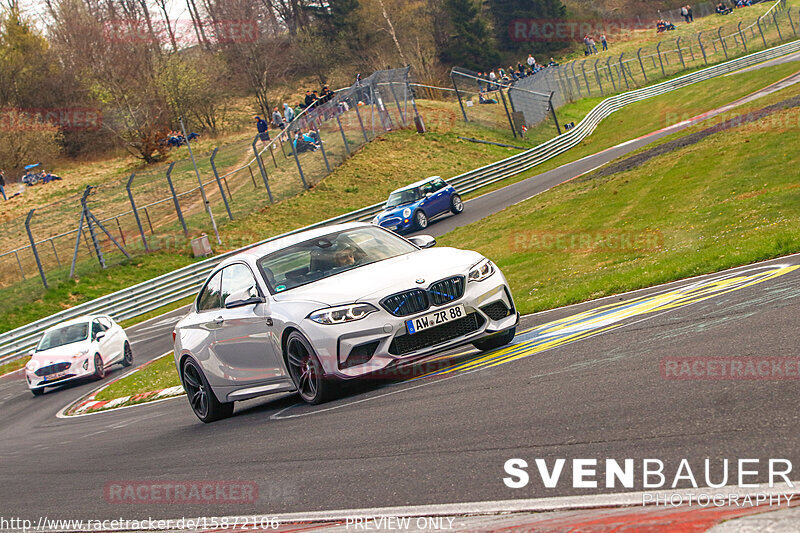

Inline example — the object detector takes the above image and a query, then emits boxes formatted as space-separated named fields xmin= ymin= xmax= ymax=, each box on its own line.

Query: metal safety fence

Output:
xmin=0 ymin=67 xmax=419 ymax=291
xmin=451 ymin=0 xmax=793 ymax=134
xmin=2 ymin=37 xmax=798 ymax=363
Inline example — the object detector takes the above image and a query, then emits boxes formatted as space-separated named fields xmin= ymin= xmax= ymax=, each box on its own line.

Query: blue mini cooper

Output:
xmin=372 ymin=176 xmax=463 ymax=233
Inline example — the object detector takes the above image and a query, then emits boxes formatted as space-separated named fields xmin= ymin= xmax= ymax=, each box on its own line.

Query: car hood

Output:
xmin=30 ymin=340 xmax=90 ymax=365
xmin=272 ymin=247 xmax=483 ymax=307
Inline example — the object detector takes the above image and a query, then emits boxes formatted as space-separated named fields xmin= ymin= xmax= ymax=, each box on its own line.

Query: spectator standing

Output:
xmin=254 ymin=115 xmax=270 ymax=146
xmin=600 ymin=34 xmax=608 ymax=51
xmin=283 ymin=103 xmax=294 ymax=123
xmin=589 ymin=36 xmax=598 ymax=54
xmin=687 ymin=4 xmax=694 ymax=21
xmin=681 ymin=5 xmax=689 ymax=22
xmin=488 ymin=70 xmax=497 ymax=90
xmin=272 ymin=106 xmax=285 ymax=130
xmin=0 ymin=169 xmax=6 ymax=201
xmin=304 ymin=90 xmax=316 ymax=108
xmin=526 ymin=54 xmax=536 ymax=68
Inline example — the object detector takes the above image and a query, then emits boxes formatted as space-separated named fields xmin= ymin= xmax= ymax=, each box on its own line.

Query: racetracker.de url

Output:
xmin=0 ymin=516 xmax=281 ymax=532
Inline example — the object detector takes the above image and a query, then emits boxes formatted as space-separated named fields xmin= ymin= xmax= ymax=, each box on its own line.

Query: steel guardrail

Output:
xmin=2 ymin=39 xmax=799 ymax=364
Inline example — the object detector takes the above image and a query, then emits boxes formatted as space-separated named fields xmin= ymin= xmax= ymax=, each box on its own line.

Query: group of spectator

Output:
xmin=583 ymin=34 xmax=609 ymax=55
xmin=657 ymin=19 xmax=677 ymax=32
xmin=716 ymin=0 xmax=752 ymax=14
xmin=163 ymin=130 xmax=199 ymax=148
xmin=680 ymin=5 xmax=695 ymax=22
xmin=476 ymin=54 xmax=560 ymax=94
xmin=254 ymin=84 xmax=339 ymax=147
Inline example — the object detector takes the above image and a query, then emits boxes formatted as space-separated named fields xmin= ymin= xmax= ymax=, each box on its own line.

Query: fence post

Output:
xmin=290 ymin=138 xmax=309 ymax=190
xmin=570 ymin=62 xmax=582 ymax=97
xmin=581 ymin=60 xmax=591 ymax=96
xmin=353 ymin=100 xmax=370 ymax=142
xmin=718 ymin=27 xmax=728 ymax=59
xmin=209 ymin=147 xmax=234 ymax=221
xmin=388 ymin=81 xmax=406 ymax=126
xmin=676 ymin=37 xmax=686 ymax=69
xmin=757 ymin=19 xmax=767 ymax=48
xmin=313 ymin=122 xmax=332 ymax=173
xmin=165 ymin=162 xmax=189 ymax=237
xmin=251 ymin=134 xmax=274 ymax=203
xmin=619 ymin=53 xmax=630 ymax=89
xmin=14 ymin=250 xmax=24 ymax=279
xmin=738 ymin=22 xmax=748 ymax=53
xmin=498 ymin=86 xmax=517 ymax=138
xmin=450 ymin=72 xmax=468 ymax=122
xmin=773 ymin=11 xmax=783 ymax=41
xmin=657 ymin=41 xmax=666 ymax=77
xmin=788 ymin=8 xmax=797 ymax=35
xmin=593 ymin=59 xmax=604 ymax=96
xmin=637 ymin=48 xmax=648 ymax=82
xmin=335 ymin=113 xmax=350 ymax=155
xmin=698 ymin=32 xmax=708 ymax=64
xmin=126 ymin=173 xmax=149 ymax=251
xmin=548 ymin=92 xmax=561 ymax=135
xmin=606 ymin=56 xmax=618 ymax=91
xmin=25 ymin=210 xmax=47 ymax=289
xmin=50 ymin=239 xmax=60 ymax=268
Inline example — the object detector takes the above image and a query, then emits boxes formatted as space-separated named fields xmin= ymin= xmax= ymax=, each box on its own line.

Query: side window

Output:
xmin=197 ymin=271 xmax=223 ymax=311
xmin=221 ymin=264 xmax=259 ymax=307
xmin=98 ymin=317 xmax=112 ymax=330
xmin=91 ymin=320 xmax=104 ymax=338
xmin=430 ymin=178 xmax=446 ymax=192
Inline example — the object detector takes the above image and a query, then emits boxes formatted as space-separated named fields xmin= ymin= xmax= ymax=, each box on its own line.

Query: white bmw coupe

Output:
xmin=173 ymin=223 xmax=517 ymax=422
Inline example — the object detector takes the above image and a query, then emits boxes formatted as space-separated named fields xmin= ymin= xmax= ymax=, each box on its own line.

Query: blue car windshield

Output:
xmin=386 ymin=188 xmax=420 ymax=208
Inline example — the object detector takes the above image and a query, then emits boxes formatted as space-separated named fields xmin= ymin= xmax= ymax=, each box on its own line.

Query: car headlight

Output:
xmin=402 ymin=207 xmax=412 ymax=218
xmin=72 ymin=349 xmax=89 ymax=359
xmin=468 ymin=258 xmax=495 ymax=282
xmin=371 ymin=216 xmax=380 ymax=225
xmin=308 ymin=303 xmax=378 ymax=325
xmin=25 ymin=360 xmax=37 ymax=372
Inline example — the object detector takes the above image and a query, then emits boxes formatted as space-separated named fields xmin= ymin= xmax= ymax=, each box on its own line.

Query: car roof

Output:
xmin=225 ymin=222 xmax=374 ymax=265
xmin=389 ymin=176 xmax=444 ymax=195
xmin=43 ymin=314 xmax=109 ymax=332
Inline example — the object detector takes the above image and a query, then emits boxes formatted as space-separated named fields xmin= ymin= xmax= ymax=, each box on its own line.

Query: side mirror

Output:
xmin=95 ymin=332 xmax=105 ymax=341
xmin=408 ymin=235 xmax=436 ymax=249
xmin=424 ymin=192 xmax=432 ymax=198
xmin=27 ymin=349 xmax=35 ymax=357
xmin=225 ymin=287 xmax=266 ymax=309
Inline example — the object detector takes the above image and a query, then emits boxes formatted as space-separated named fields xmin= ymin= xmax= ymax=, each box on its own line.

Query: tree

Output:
xmin=0 ymin=109 xmax=62 ymax=176
xmin=487 ymin=0 xmax=567 ymax=54
xmin=438 ymin=0 xmax=499 ymax=71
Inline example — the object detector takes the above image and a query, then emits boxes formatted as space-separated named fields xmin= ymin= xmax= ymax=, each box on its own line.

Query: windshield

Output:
xmin=386 ymin=188 xmax=420 ymax=208
xmin=258 ymin=226 xmax=417 ymax=293
xmin=37 ymin=323 xmax=89 ymax=351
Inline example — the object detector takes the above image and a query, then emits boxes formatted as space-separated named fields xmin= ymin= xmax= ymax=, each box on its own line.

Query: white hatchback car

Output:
xmin=174 ymin=223 xmax=518 ymax=422
xmin=25 ymin=315 xmax=132 ymax=395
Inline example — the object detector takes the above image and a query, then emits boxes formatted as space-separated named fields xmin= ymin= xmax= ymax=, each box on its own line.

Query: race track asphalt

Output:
xmin=0 ymin=61 xmax=798 ymax=524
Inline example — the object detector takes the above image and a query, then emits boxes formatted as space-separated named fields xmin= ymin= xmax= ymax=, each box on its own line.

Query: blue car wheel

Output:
xmin=450 ymin=194 xmax=463 ymax=214
xmin=414 ymin=210 xmax=428 ymax=230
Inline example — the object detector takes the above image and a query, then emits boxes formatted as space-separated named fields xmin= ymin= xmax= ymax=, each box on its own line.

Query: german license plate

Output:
xmin=44 ymin=371 xmax=66 ymax=381
xmin=406 ymin=304 xmax=466 ymax=335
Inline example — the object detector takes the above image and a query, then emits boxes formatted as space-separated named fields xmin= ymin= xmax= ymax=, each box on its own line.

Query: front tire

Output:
xmin=285 ymin=331 xmax=334 ymax=405
xmin=182 ymin=358 xmax=234 ymax=423
xmin=121 ymin=342 xmax=133 ymax=367
xmin=472 ymin=327 xmax=516 ymax=351
xmin=450 ymin=194 xmax=464 ymax=214
xmin=414 ymin=210 xmax=428 ymax=230
xmin=93 ymin=353 xmax=106 ymax=380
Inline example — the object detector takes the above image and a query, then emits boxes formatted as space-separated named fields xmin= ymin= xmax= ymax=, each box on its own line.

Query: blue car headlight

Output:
xmin=402 ymin=207 xmax=412 ymax=218
xmin=308 ymin=303 xmax=378 ymax=325
xmin=468 ymin=258 xmax=495 ymax=282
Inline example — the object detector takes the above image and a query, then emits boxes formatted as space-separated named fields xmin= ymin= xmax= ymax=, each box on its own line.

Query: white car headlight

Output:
xmin=309 ymin=303 xmax=378 ymax=325
xmin=25 ymin=360 xmax=37 ymax=372
xmin=402 ymin=207 xmax=412 ymax=218
xmin=72 ymin=349 xmax=89 ymax=359
xmin=468 ymin=258 xmax=495 ymax=282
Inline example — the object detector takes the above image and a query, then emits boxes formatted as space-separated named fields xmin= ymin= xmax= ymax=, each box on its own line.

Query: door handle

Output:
xmin=214 ymin=316 xmax=224 ymax=325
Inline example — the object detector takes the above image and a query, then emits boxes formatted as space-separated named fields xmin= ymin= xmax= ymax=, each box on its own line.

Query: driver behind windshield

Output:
xmin=333 ymin=247 xmax=356 ymax=267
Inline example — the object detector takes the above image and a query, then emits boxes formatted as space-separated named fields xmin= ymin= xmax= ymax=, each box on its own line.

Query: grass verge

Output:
xmin=438 ymin=95 xmax=800 ymax=314
xmin=93 ymin=352 xmax=181 ymax=402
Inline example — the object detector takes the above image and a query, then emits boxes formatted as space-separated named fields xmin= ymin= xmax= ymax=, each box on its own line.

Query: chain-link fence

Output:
xmin=0 ymin=67 xmax=420 ymax=290
xmin=451 ymin=0 xmax=794 ymax=135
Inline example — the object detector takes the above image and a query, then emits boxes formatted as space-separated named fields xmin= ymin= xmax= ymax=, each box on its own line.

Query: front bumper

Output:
xmin=26 ymin=358 xmax=96 ymax=390
xmin=300 ymin=271 xmax=517 ymax=379
xmin=374 ymin=216 xmax=414 ymax=234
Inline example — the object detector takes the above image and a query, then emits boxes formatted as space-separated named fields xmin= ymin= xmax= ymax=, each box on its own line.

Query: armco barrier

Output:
xmin=2 ymin=39 xmax=799 ymax=364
